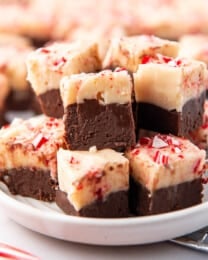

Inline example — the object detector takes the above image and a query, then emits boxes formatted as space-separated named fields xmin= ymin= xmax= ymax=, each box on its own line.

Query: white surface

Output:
xmin=0 ymin=183 xmax=208 ymax=249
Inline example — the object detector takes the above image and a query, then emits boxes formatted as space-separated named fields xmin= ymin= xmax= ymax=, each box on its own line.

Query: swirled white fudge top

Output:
xmin=103 ymin=35 xmax=179 ymax=72
xmin=0 ymin=33 xmax=33 ymax=91
xmin=133 ymin=54 xmax=207 ymax=111
xmin=57 ymin=147 xmax=129 ymax=211
xmin=179 ymin=34 xmax=208 ymax=65
xmin=189 ymin=100 xmax=208 ymax=150
xmin=60 ymin=69 xmax=132 ymax=106
xmin=26 ymin=40 xmax=101 ymax=95
xmin=126 ymin=134 xmax=206 ymax=192
xmin=0 ymin=115 xmax=64 ymax=179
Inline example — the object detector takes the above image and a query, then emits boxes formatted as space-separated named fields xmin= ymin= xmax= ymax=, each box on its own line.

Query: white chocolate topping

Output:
xmin=60 ymin=69 xmax=132 ymax=106
xmin=126 ymin=134 xmax=206 ymax=192
xmin=103 ymin=35 xmax=179 ymax=72
xmin=57 ymin=148 xmax=129 ymax=211
xmin=0 ymin=115 xmax=64 ymax=179
xmin=26 ymin=41 xmax=101 ymax=95
xmin=133 ymin=54 xmax=207 ymax=111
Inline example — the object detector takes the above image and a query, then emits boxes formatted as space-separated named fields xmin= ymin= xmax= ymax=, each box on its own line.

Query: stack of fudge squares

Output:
xmin=0 ymin=35 xmax=206 ymax=218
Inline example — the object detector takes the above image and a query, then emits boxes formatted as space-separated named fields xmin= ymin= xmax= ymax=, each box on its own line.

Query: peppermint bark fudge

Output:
xmin=27 ymin=41 xmax=101 ymax=118
xmin=0 ymin=33 xmax=41 ymax=117
xmin=0 ymin=115 xmax=64 ymax=201
xmin=133 ymin=54 xmax=207 ymax=136
xmin=126 ymin=134 xmax=206 ymax=216
xmin=56 ymin=148 xmax=129 ymax=218
xmin=103 ymin=35 xmax=179 ymax=72
xmin=60 ymin=69 xmax=136 ymax=151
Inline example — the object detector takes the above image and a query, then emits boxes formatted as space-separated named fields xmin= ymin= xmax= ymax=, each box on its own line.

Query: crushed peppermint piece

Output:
xmin=32 ymin=133 xmax=48 ymax=149
xmin=152 ymin=135 xmax=168 ymax=148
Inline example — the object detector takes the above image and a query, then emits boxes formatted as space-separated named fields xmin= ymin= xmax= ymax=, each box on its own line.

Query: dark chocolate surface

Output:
xmin=56 ymin=189 xmax=129 ymax=218
xmin=136 ymin=90 xmax=206 ymax=137
xmin=0 ymin=167 xmax=57 ymax=202
xmin=129 ymin=176 xmax=203 ymax=216
xmin=39 ymin=88 xmax=64 ymax=118
xmin=64 ymin=99 xmax=136 ymax=151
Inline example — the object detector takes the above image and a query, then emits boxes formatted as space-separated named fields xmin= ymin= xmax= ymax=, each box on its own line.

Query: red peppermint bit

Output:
xmin=153 ymin=150 xmax=169 ymax=165
xmin=131 ymin=148 xmax=140 ymax=156
xmin=141 ymin=55 xmax=152 ymax=64
xmin=171 ymin=146 xmax=181 ymax=154
xmin=201 ymin=123 xmax=208 ymax=129
xmin=139 ymin=137 xmax=151 ymax=146
xmin=176 ymin=59 xmax=182 ymax=66
xmin=40 ymin=48 xmax=50 ymax=54
xmin=162 ymin=56 xmax=172 ymax=63
xmin=202 ymin=177 xmax=208 ymax=184
xmin=178 ymin=154 xmax=184 ymax=159
xmin=94 ymin=188 xmax=103 ymax=200
xmin=153 ymin=150 xmax=160 ymax=163
xmin=53 ymin=57 xmax=67 ymax=66
xmin=76 ymin=182 xmax=83 ymax=190
xmin=162 ymin=154 xmax=169 ymax=165
xmin=193 ymin=159 xmax=201 ymax=173
xmin=32 ymin=133 xmax=48 ymax=149
xmin=69 ymin=156 xmax=79 ymax=164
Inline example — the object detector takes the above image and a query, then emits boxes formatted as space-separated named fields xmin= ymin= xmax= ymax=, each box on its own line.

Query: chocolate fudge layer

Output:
xmin=56 ymin=190 xmax=128 ymax=218
xmin=27 ymin=41 xmax=101 ymax=118
xmin=65 ymin=100 xmax=135 ymax=151
xmin=0 ymin=168 xmax=57 ymax=202
xmin=39 ymin=89 xmax=63 ymax=118
xmin=61 ymin=70 xmax=135 ymax=151
xmin=137 ymin=90 xmax=206 ymax=136
xmin=126 ymin=134 xmax=206 ymax=216
xmin=57 ymin=148 xmax=129 ymax=218
xmin=130 ymin=177 xmax=203 ymax=216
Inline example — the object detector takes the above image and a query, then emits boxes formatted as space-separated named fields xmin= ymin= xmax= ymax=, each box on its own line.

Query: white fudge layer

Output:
xmin=60 ymin=69 xmax=132 ymax=106
xmin=133 ymin=54 xmax=207 ymax=111
xmin=27 ymin=41 xmax=101 ymax=95
xmin=126 ymin=134 xmax=206 ymax=193
xmin=103 ymin=35 xmax=179 ymax=72
xmin=57 ymin=148 xmax=129 ymax=211
xmin=0 ymin=115 xmax=64 ymax=179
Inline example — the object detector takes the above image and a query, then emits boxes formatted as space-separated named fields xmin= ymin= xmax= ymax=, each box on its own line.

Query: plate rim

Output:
xmin=0 ymin=184 xmax=208 ymax=245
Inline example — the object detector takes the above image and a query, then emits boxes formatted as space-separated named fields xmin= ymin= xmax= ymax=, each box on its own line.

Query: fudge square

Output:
xmin=0 ymin=115 xmax=64 ymax=202
xmin=133 ymin=54 xmax=207 ymax=136
xmin=26 ymin=41 xmax=101 ymax=118
xmin=126 ymin=134 xmax=206 ymax=216
xmin=103 ymin=35 xmax=179 ymax=72
xmin=60 ymin=69 xmax=136 ymax=151
xmin=56 ymin=148 xmax=129 ymax=218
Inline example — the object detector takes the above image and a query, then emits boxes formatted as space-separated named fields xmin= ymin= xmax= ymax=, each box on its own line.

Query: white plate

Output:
xmin=0 ymin=182 xmax=207 ymax=246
